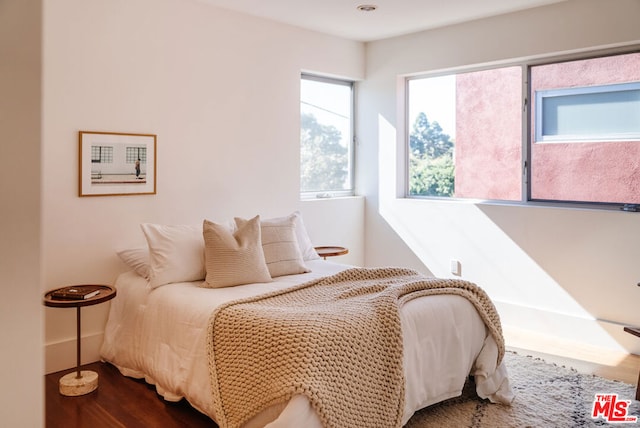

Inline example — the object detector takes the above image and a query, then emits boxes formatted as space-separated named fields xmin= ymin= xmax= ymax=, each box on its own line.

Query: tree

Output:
xmin=300 ymin=112 xmax=348 ymax=192
xmin=409 ymin=154 xmax=455 ymax=196
xmin=409 ymin=112 xmax=453 ymax=159
xmin=408 ymin=112 xmax=455 ymax=197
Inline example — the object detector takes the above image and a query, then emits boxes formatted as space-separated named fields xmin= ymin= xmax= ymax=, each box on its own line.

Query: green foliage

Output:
xmin=409 ymin=155 xmax=455 ymax=196
xmin=300 ymin=112 xmax=348 ymax=192
xmin=408 ymin=112 xmax=455 ymax=196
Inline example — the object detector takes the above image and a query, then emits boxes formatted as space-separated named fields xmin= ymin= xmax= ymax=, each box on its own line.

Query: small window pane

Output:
xmin=537 ymin=83 xmax=640 ymax=141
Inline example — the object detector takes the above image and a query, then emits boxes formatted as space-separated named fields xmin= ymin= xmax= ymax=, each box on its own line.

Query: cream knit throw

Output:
xmin=207 ymin=267 xmax=505 ymax=428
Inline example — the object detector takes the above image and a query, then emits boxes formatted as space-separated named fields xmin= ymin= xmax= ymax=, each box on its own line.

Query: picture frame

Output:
xmin=79 ymin=131 xmax=157 ymax=197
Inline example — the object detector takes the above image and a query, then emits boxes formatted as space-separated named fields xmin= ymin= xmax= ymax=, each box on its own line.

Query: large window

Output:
xmin=407 ymin=49 xmax=640 ymax=207
xmin=300 ymin=74 xmax=354 ymax=197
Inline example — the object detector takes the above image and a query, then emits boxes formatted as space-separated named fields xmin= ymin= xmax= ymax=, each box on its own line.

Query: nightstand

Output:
xmin=43 ymin=284 xmax=116 ymax=396
xmin=314 ymin=246 xmax=349 ymax=260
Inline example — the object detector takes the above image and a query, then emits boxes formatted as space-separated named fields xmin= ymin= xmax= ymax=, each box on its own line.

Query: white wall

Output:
xmin=359 ymin=0 xmax=640 ymax=354
xmin=42 ymin=0 xmax=365 ymax=372
xmin=301 ymin=196 xmax=365 ymax=267
xmin=0 ymin=0 xmax=44 ymax=425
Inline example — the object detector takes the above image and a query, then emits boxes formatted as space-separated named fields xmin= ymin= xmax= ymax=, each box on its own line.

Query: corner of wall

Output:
xmin=299 ymin=196 xmax=365 ymax=266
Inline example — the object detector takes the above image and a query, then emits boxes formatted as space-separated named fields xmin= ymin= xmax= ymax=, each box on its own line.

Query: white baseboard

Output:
xmin=45 ymin=332 xmax=104 ymax=374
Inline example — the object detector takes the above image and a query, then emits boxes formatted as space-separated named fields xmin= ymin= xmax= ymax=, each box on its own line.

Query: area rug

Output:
xmin=405 ymin=351 xmax=639 ymax=427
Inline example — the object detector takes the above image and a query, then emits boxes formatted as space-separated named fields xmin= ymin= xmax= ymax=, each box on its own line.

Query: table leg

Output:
xmin=76 ymin=306 xmax=81 ymax=379
xmin=58 ymin=306 xmax=98 ymax=396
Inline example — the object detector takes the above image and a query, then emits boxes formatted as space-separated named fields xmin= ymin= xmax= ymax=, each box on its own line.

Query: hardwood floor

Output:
xmin=46 ymin=337 xmax=640 ymax=427
xmin=45 ymin=362 xmax=215 ymax=428
xmin=503 ymin=326 xmax=640 ymax=385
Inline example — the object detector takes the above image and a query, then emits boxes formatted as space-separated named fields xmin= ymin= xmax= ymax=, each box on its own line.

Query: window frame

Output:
xmin=300 ymin=73 xmax=356 ymax=199
xmin=535 ymin=81 xmax=640 ymax=143
xmin=404 ymin=45 xmax=640 ymax=211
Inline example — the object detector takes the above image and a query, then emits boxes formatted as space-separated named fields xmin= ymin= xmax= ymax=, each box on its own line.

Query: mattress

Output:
xmin=100 ymin=260 xmax=513 ymax=427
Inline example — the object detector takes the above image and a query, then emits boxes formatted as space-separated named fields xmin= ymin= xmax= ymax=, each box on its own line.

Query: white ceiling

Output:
xmin=198 ymin=0 xmax=568 ymax=42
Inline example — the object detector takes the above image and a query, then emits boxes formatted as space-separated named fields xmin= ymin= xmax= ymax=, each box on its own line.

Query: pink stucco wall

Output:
xmin=530 ymin=53 xmax=640 ymax=204
xmin=454 ymin=52 xmax=640 ymax=204
xmin=456 ymin=67 xmax=522 ymax=201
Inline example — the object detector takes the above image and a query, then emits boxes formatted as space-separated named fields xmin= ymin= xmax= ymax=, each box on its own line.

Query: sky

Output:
xmin=301 ymin=74 xmax=457 ymax=143
xmin=408 ymin=74 xmax=456 ymax=139
xmin=300 ymin=78 xmax=351 ymax=145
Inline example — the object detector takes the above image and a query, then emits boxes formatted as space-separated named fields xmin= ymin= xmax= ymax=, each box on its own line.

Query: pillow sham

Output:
xmin=116 ymin=247 xmax=150 ymax=278
xmin=240 ymin=215 xmax=310 ymax=278
xmin=141 ymin=223 xmax=206 ymax=289
xmin=264 ymin=211 xmax=319 ymax=261
xmin=202 ymin=215 xmax=272 ymax=288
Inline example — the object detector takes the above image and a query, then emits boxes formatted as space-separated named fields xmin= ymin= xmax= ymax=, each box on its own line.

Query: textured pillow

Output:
xmin=242 ymin=216 xmax=310 ymax=278
xmin=202 ymin=216 xmax=272 ymax=288
xmin=141 ymin=223 xmax=206 ymax=288
xmin=116 ymin=247 xmax=150 ymax=278
xmin=264 ymin=211 xmax=320 ymax=261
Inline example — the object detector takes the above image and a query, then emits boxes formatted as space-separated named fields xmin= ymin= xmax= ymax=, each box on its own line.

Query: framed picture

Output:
xmin=79 ymin=131 xmax=157 ymax=197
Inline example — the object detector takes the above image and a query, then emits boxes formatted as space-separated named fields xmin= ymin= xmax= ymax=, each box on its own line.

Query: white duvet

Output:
xmin=100 ymin=260 xmax=513 ymax=427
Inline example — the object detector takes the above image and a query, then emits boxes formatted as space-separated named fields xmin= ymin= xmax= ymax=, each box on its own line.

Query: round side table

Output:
xmin=43 ymin=284 xmax=116 ymax=396
xmin=314 ymin=246 xmax=349 ymax=260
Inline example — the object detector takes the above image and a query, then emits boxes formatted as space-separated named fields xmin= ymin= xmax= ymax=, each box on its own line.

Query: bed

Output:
xmin=100 ymin=212 xmax=513 ymax=427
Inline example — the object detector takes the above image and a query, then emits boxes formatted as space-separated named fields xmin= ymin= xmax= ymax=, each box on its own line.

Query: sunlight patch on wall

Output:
xmin=376 ymin=114 xmax=627 ymax=352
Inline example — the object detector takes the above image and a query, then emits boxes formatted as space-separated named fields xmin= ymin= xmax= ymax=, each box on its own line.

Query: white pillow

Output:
xmin=141 ymin=223 xmax=206 ymax=288
xmin=202 ymin=216 xmax=272 ymax=288
xmin=264 ymin=211 xmax=319 ymax=261
xmin=245 ymin=216 xmax=310 ymax=277
xmin=116 ymin=247 xmax=150 ymax=278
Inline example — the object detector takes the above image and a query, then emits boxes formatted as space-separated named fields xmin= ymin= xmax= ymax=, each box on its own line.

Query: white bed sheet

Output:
xmin=100 ymin=260 xmax=513 ymax=427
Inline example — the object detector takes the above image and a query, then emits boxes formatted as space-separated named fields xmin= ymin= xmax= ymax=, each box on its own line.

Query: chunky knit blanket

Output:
xmin=207 ymin=267 xmax=505 ymax=428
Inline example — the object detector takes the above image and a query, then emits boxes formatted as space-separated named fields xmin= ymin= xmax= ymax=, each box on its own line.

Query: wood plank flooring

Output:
xmin=45 ymin=362 xmax=215 ymax=428
xmin=503 ymin=326 xmax=640 ymax=385
xmin=46 ymin=340 xmax=640 ymax=427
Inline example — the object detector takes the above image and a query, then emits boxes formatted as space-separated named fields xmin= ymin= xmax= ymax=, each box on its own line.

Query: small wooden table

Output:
xmin=624 ymin=326 xmax=640 ymax=400
xmin=43 ymin=284 xmax=116 ymax=396
xmin=314 ymin=246 xmax=349 ymax=260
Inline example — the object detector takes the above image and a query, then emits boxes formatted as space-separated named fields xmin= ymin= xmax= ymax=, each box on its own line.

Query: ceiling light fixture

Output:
xmin=357 ymin=4 xmax=377 ymax=12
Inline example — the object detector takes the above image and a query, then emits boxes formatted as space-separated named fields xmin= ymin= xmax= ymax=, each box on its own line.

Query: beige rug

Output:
xmin=406 ymin=351 xmax=639 ymax=427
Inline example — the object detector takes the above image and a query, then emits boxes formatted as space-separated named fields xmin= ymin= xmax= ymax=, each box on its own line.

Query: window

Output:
xmin=300 ymin=74 xmax=354 ymax=197
xmin=407 ymin=67 xmax=523 ymax=201
xmin=535 ymin=82 xmax=640 ymax=142
xmin=406 ymin=49 xmax=640 ymax=207
xmin=126 ymin=146 xmax=147 ymax=164
xmin=91 ymin=146 xmax=113 ymax=163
